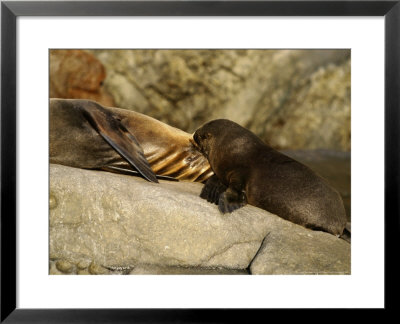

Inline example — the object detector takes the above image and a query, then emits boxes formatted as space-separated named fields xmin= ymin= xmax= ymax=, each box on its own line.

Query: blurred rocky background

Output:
xmin=51 ymin=49 xmax=350 ymax=151
xmin=50 ymin=49 xmax=114 ymax=106
xmin=88 ymin=49 xmax=351 ymax=152
xmin=49 ymin=49 xmax=351 ymax=274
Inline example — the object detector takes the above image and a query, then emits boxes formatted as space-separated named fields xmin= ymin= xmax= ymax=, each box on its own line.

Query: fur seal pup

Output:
xmin=50 ymin=99 xmax=213 ymax=183
xmin=192 ymin=119 xmax=347 ymax=236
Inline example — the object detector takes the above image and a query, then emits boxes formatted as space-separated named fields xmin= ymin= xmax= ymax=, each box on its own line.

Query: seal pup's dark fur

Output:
xmin=193 ymin=119 xmax=347 ymax=236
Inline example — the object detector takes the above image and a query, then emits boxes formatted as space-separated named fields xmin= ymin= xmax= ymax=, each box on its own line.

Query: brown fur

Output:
xmin=50 ymin=98 xmax=213 ymax=182
xmin=193 ymin=119 xmax=347 ymax=236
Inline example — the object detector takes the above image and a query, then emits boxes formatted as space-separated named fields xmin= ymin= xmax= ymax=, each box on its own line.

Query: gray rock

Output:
xmin=77 ymin=260 xmax=91 ymax=270
xmin=88 ymin=262 xmax=110 ymax=275
xmin=250 ymin=222 xmax=351 ymax=275
xmin=127 ymin=264 xmax=248 ymax=275
xmin=50 ymin=164 xmax=271 ymax=270
xmin=49 ymin=260 xmax=63 ymax=275
xmin=49 ymin=259 xmax=248 ymax=275
xmin=55 ymin=260 xmax=74 ymax=274
xmin=50 ymin=164 xmax=350 ymax=274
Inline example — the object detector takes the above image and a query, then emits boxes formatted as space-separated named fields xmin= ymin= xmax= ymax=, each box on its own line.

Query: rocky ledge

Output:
xmin=50 ymin=164 xmax=350 ymax=275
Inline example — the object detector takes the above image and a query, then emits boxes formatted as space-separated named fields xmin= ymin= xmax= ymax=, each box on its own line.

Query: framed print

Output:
xmin=1 ymin=0 xmax=399 ymax=322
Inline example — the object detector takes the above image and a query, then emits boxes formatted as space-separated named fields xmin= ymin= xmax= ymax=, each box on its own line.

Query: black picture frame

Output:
xmin=1 ymin=0 xmax=399 ymax=322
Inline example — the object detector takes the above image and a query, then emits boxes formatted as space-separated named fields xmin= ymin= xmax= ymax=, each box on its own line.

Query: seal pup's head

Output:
xmin=193 ymin=119 xmax=265 ymax=159
xmin=192 ymin=119 xmax=235 ymax=158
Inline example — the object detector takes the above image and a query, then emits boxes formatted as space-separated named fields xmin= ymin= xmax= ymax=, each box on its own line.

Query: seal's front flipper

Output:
xmin=217 ymin=173 xmax=247 ymax=213
xmin=218 ymin=188 xmax=247 ymax=213
xmin=200 ymin=175 xmax=227 ymax=205
xmin=80 ymin=103 xmax=158 ymax=183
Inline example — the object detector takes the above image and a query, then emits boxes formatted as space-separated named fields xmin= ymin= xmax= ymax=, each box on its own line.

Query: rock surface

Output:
xmin=250 ymin=222 xmax=351 ymax=275
xmin=50 ymin=164 xmax=270 ymax=270
xmin=50 ymin=164 xmax=350 ymax=275
xmin=88 ymin=49 xmax=350 ymax=151
xmin=49 ymin=259 xmax=248 ymax=275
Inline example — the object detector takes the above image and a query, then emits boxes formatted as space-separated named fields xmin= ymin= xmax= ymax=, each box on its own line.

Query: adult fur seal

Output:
xmin=192 ymin=119 xmax=347 ymax=236
xmin=50 ymin=98 xmax=213 ymax=183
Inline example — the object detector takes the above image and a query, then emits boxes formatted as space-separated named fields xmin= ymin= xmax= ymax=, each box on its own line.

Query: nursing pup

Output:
xmin=193 ymin=119 xmax=347 ymax=236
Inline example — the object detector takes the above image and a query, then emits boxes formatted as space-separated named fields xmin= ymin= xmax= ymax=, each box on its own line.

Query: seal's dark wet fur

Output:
xmin=194 ymin=119 xmax=347 ymax=236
